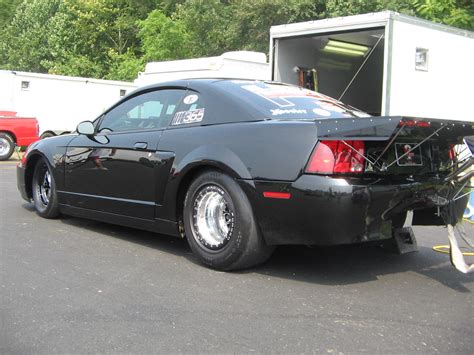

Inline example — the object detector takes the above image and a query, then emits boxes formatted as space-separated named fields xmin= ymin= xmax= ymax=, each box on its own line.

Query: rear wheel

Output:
xmin=0 ymin=133 xmax=15 ymax=161
xmin=32 ymin=158 xmax=60 ymax=218
xmin=183 ymin=170 xmax=274 ymax=271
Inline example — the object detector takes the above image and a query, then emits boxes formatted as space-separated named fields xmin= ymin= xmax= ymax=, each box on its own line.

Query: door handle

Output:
xmin=134 ymin=142 xmax=148 ymax=150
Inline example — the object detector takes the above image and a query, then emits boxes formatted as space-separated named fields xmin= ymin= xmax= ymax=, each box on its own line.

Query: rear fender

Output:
xmin=175 ymin=144 xmax=253 ymax=180
xmin=159 ymin=145 xmax=254 ymax=223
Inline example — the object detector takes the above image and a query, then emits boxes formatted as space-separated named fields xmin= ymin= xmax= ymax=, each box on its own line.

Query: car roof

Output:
xmin=135 ymin=78 xmax=267 ymax=91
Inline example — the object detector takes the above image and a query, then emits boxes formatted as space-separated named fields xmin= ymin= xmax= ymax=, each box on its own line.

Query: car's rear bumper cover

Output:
xmin=239 ymin=175 xmax=467 ymax=246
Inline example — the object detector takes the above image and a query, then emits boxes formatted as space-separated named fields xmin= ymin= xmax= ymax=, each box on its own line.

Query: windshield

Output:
xmin=218 ymin=80 xmax=370 ymax=120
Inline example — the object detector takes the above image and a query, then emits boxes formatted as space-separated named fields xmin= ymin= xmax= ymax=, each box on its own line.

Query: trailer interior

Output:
xmin=273 ymin=27 xmax=385 ymax=116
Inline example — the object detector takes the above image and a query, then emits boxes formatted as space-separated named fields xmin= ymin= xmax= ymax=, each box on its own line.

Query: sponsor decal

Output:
xmin=242 ymin=84 xmax=329 ymax=107
xmin=171 ymin=108 xmax=205 ymax=125
xmin=271 ymin=108 xmax=307 ymax=116
xmin=183 ymin=94 xmax=198 ymax=105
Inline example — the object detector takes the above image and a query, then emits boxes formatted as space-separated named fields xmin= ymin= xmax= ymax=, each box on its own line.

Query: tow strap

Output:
xmin=444 ymin=224 xmax=474 ymax=273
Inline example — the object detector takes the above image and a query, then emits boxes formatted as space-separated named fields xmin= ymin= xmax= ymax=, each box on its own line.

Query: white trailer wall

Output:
xmin=0 ymin=71 xmax=136 ymax=134
xmin=135 ymin=51 xmax=269 ymax=87
xmin=388 ymin=20 xmax=474 ymax=121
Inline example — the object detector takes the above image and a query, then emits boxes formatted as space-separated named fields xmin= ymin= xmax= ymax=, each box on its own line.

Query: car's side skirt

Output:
xmin=59 ymin=204 xmax=180 ymax=237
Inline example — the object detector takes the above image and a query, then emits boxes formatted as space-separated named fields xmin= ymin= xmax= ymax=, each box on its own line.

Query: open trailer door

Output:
xmin=270 ymin=14 xmax=388 ymax=116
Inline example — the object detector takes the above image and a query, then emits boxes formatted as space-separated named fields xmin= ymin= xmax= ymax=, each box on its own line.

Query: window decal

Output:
xmin=183 ymin=94 xmax=199 ymax=105
xmin=171 ymin=108 xmax=205 ymax=125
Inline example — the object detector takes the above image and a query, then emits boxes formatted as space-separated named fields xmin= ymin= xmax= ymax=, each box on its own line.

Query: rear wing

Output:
xmin=315 ymin=116 xmax=474 ymax=142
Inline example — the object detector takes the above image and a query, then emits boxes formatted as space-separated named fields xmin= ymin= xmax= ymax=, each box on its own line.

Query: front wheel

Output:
xmin=183 ymin=170 xmax=274 ymax=271
xmin=32 ymin=158 xmax=60 ymax=218
xmin=0 ymin=133 xmax=15 ymax=161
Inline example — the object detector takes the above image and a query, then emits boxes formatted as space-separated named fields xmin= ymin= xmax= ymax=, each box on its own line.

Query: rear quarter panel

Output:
xmin=157 ymin=120 xmax=318 ymax=221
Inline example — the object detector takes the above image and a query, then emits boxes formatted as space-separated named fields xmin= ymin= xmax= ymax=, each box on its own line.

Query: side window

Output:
xmin=99 ymin=89 xmax=185 ymax=133
xmin=170 ymin=91 xmax=206 ymax=126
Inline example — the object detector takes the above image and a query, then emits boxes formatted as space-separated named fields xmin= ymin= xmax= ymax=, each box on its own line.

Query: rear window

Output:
xmin=217 ymin=80 xmax=370 ymax=120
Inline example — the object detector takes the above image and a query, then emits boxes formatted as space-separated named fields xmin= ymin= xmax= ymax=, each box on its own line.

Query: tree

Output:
xmin=138 ymin=8 xmax=193 ymax=62
xmin=0 ymin=0 xmax=22 ymax=29
xmin=324 ymin=0 xmax=414 ymax=17
xmin=413 ymin=0 xmax=473 ymax=30
xmin=0 ymin=0 xmax=61 ymax=72
xmin=173 ymin=0 xmax=233 ymax=57
xmin=227 ymin=0 xmax=325 ymax=53
xmin=43 ymin=0 xmax=163 ymax=79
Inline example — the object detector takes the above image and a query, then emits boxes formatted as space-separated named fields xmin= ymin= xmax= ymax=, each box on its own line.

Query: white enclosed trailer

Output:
xmin=135 ymin=51 xmax=270 ymax=87
xmin=270 ymin=11 xmax=474 ymax=121
xmin=0 ymin=70 xmax=136 ymax=137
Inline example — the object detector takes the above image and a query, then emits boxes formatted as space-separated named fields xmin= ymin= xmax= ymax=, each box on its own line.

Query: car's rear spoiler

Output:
xmin=315 ymin=116 xmax=474 ymax=142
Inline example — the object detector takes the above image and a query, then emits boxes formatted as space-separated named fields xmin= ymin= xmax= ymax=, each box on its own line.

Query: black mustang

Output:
xmin=17 ymin=79 xmax=472 ymax=270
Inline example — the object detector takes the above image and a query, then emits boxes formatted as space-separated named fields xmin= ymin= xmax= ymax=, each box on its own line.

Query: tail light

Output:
xmin=448 ymin=144 xmax=457 ymax=162
xmin=306 ymin=140 xmax=365 ymax=174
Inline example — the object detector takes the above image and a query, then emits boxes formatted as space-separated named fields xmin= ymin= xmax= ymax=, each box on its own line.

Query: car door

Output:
xmin=63 ymin=88 xmax=186 ymax=220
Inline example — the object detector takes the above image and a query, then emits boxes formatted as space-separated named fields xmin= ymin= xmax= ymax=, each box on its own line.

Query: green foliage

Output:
xmin=413 ymin=0 xmax=473 ymax=30
xmin=174 ymin=0 xmax=233 ymax=57
xmin=43 ymin=0 xmax=147 ymax=78
xmin=0 ymin=0 xmax=61 ymax=72
xmin=0 ymin=0 xmax=22 ymax=28
xmin=138 ymin=9 xmax=193 ymax=61
xmin=106 ymin=49 xmax=145 ymax=81
xmin=0 ymin=0 xmax=472 ymax=80
xmin=227 ymin=0 xmax=325 ymax=53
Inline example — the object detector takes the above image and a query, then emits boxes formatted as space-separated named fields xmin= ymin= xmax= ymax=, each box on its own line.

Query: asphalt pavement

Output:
xmin=1 ymin=160 xmax=473 ymax=353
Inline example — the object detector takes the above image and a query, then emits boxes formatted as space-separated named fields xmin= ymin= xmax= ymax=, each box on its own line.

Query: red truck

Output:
xmin=0 ymin=111 xmax=39 ymax=161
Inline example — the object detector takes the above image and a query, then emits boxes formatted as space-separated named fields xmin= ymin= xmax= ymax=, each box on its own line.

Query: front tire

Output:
xmin=183 ymin=170 xmax=274 ymax=271
xmin=32 ymin=158 xmax=60 ymax=218
xmin=0 ymin=133 xmax=15 ymax=161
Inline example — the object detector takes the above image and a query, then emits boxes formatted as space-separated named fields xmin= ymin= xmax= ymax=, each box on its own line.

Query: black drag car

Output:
xmin=17 ymin=79 xmax=473 ymax=270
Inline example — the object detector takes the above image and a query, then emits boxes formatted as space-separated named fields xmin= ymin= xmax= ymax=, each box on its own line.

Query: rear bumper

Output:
xmin=16 ymin=163 xmax=30 ymax=202
xmin=240 ymin=175 xmax=468 ymax=246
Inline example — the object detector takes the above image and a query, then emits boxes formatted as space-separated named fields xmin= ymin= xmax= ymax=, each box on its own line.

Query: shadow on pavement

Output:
xmin=252 ymin=243 xmax=472 ymax=293
xmin=21 ymin=203 xmax=472 ymax=293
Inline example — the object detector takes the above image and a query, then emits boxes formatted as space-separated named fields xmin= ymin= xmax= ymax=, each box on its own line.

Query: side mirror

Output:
xmin=76 ymin=121 xmax=95 ymax=135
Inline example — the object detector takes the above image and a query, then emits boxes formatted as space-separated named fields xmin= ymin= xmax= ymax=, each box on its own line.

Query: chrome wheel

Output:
xmin=0 ymin=137 xmax=10 ymax=157
xmin=37 ymin=169 xmax=52 ymax=206
xmin=192 ymin=185 xmax=234 ymax=250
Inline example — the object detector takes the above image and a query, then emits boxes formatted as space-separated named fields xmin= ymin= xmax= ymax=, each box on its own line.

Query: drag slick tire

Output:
xmin=0 ymin=132 xmax=15 ymax=161
xmin=32 ymin=158 xmax=60 ymax=218
xmin=183 ymin=170 xmax=274 ymax=271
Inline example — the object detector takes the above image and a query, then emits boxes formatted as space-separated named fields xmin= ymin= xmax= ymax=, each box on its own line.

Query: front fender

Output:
xmin=23 ymin=134 xmax=76 ymax=193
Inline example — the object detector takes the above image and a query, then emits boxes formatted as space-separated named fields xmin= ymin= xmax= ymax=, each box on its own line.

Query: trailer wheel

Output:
xmin=0 ymin=133 xmax=15 ymax=161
